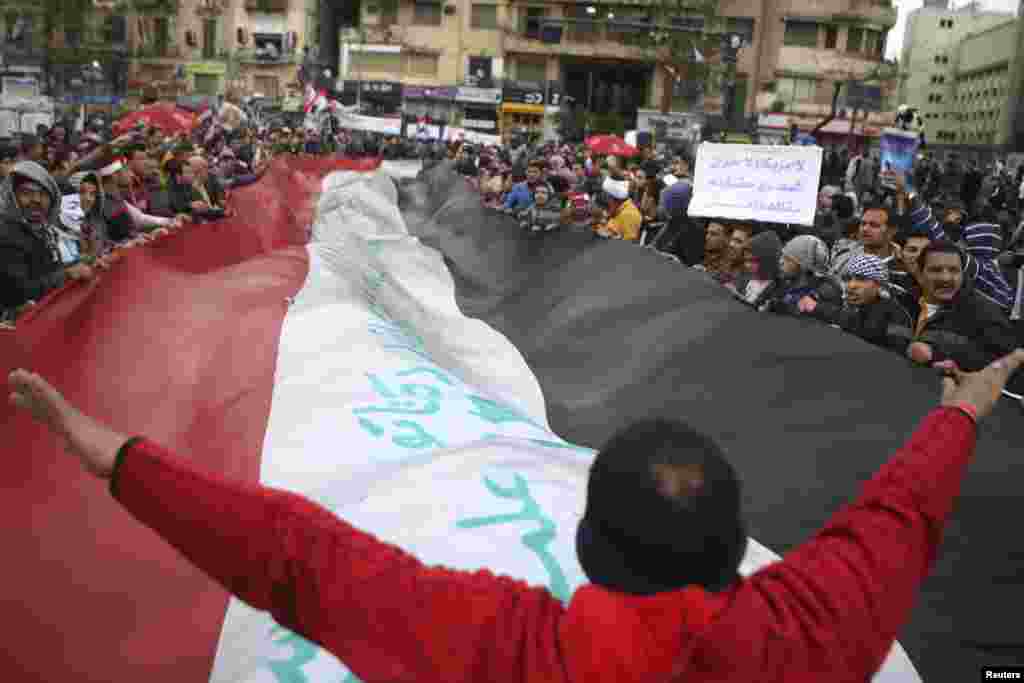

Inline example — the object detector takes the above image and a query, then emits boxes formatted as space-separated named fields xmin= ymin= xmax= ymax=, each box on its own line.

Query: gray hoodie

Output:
xmin=0 ymin=161 xmax=67 ymax=310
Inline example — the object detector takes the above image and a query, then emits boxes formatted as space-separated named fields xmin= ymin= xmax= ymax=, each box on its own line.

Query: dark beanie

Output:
xmin=576 ymin=419 xmax=746 ymax=595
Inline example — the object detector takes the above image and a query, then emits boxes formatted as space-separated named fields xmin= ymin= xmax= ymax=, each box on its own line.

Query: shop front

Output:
xmin=455 ymin=86 xmax=501 ymax=136
xmin=403 ymin=85 xmax=457 ymax=124
xmin=359 ymin=80 xmax=403 ymax=117
xmin=501 ymin=80 xmax=545 ymax=142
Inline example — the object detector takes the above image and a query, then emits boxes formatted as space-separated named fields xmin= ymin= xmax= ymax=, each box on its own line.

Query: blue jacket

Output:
xmin=503 ymin=182 xmax=534 ymax=212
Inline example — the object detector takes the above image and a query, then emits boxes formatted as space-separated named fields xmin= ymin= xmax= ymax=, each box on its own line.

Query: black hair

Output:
xmin=918 ymin=239 xmax=964 ymax=273
xmin=861 ymin=202 xmax=906 ymax=232
xmin=584 ymin=419 xmax=745 ymax=592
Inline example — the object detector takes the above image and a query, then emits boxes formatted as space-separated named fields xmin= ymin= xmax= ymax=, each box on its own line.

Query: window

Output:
xmin=350 ymin=51 xmax=402 ymax=74
xmin=727 ymin=17 xmax=755 ymax=45
xmin=202 ymin=18 xmax=218 ymax=59
xmin=413 ymin=1 xmax=442 ymax=26
xmin=379 ymin=0 xmax=399 ymax=25
xmin=253 ymin=75 xmax=279 ymax=98
xmin=516 ymin=57 xmax=546 ymax=83
xmin=783 ymin=20 xmax=818 ymax=48
xmin=471 ymin=4 xmax=498 ymax=29
xmin=776 ymin=76 xmax=816 ymax=104
xmin=847 ymin=27 xmax=863 ymax=53
xmin=522 ymin=6 xmax=546 ymax=39
xmin=405 ymin=52 xmax=439 ymax=76
xmin=194 ymin=74 xmax=219 ymax=96
xmin=825 ymin=24 xmax=838 ymax=49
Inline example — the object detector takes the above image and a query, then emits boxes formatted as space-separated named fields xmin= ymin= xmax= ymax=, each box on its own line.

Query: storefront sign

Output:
xmin=336 ymin=112 xmax=403 ymax=136
xmin=456 ymin=86 xmax=502 ymax=105
xmin=404 ymin=85 xmax=457 ymax=101
xmin=502 ymin=80 xmax=544 ymax=106
xmin=360 ymin=81 xmax=402 ymax=99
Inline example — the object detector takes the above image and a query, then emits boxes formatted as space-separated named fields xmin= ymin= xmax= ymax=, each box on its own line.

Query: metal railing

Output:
xmin=235 ymin=47 xmax=300 ymax=64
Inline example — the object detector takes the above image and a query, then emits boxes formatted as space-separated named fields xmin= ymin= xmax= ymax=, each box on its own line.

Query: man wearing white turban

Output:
xmin=594 ymin=175 xmax=642 ymax=241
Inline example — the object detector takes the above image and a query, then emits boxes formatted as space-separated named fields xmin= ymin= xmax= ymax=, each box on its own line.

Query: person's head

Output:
xmin=526 ymin=163 xmax=543 ymax=183
xmin=0 ymin=144 xmax=17 ymax=177
xmin=918 ymin=241 xmax=964 ymax=304
xmin=781 ymin=235 xmax=829 ymax=277
xmin=859 ymin=204 xmax=897 ymax=249
xmin=606 ymin=155 xmax=621 ymax=174
xmin=533 ymin=184 xmax=552 ymax=206
xmin=126 ymin=145 xmax=148 ymax=178
xmin=188 ymin=156 xmax=209 ymax=183
xmin=21 ymin=136 xmax=45 ymax=162
xmin=572 ymin=162 xmax=584 ymax=178
xmin=78 ymin=175 xmax=100 ymax=214
xmin=818 ymin=186 xmax=839 ymax=212
xmin=900 ymin=231 xmax=932 ymax=279
xmin=10 ymin=163 xmax=56 ymax=226
xmin=728 ymin=224 xmax=754 ymax=266
xmin=705 ymin=221 xmax=729 ymax=253
xmin=673 ymin=156 xmax=690 ymax=177
xmin=842 ymin=253 xmax=888 ymax=306
xmin=577 ymin=419 xmax=746 ymax=595
xmin=601 ymin=175 xmax=630 ymax=210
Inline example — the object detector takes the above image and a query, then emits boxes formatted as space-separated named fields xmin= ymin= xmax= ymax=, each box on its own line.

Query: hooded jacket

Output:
xmin=0 ymin=161 xmax=66 ymax=310
xmin=734 ymin=231 xmax=783 ymax=307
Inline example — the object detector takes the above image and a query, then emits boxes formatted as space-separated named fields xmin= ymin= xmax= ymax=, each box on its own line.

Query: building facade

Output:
xmin=129 ymin=0 xmax=318 ymax=100
xmin=953 ymin=18 xmax=1016 ymax=148
xmin=898 ymin=0 xmax=1014 ymax=146
xmin=328 ymin=0 xmax=898 ymax=141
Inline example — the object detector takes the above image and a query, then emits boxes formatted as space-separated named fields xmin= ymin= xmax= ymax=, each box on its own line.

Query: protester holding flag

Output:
xmin=8 ymin=340 xmax=1024 ymax=683
xmin=0 ymin=161 xmax=94 ymax=314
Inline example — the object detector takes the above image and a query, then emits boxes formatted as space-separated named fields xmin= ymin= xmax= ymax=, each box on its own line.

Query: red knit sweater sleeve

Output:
xmin=734 ymin=406 xmax=976 ymax=679
xmin=110 ymin=439 xmax=570 ymax=683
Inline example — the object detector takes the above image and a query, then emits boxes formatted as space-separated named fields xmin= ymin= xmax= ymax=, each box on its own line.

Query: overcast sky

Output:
xmin=885 ymin=0 xmax=1020 ymax=60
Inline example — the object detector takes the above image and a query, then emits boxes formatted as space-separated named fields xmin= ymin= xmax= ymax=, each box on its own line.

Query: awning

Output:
xmin=501 ymin=103 xmax=544 ymax=115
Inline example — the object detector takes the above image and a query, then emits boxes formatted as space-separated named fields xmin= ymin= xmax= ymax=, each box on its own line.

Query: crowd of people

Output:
xmin=0 ymin=99 xmax=389 ymax=326
xmin=448 ymin=135 xmax=1024 ymax=379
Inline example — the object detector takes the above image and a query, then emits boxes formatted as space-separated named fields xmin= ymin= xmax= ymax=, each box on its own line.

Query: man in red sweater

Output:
xmin=8 ymin=353 xmax=1023 ymax=683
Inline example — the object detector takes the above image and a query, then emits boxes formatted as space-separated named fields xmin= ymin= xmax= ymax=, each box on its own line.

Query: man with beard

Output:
xmin=99 ymin=160 xmax=180 ymax=241
xmin=830 ymin=203 xmax=902 ymax=279
xmin=692 ymin=221 xmax=731 ymax=275
xmin=896 ymin=241 xmax=1016 ymax=371
xmin=0 ymin=161 xmax=94 ymax=315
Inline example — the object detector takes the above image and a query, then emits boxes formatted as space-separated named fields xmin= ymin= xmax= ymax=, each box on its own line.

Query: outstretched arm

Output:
xmin=7 ymin=371 xmax=567 ymax=683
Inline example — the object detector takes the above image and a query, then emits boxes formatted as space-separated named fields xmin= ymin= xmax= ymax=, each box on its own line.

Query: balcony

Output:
xmin=235 ymin=46 xmax=300 ymax=64
xmin=504 ymin=18 xmax=650 ymax=60
xmin=244 ymin=0 xmax=289 ymax=11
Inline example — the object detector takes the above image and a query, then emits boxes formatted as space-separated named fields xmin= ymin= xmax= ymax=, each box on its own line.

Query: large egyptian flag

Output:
xmin=0 ymin=157 xmax=1015 ymax=683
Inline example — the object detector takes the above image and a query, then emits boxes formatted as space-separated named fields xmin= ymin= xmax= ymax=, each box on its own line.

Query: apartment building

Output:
xmin=952 ymin=18 xmax=1016 ymax=148
xmin=753 ymin=0 xmax=898 ymax=149
xmin=899 ymin=0 xmax=1014 ymax=146
xmin=329 ymin=0 xmax=899 ymax=142
xmin=128 ymin=0 xmax=317 ymax=99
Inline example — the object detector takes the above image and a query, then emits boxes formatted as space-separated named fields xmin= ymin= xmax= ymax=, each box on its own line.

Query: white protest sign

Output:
xmin=688 ymin=143 xmax=823 ymax=226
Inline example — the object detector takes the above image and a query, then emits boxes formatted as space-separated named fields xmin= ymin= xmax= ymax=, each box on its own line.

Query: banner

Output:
xmin=407 ymin=123 xmax=441 ymax=140
xmin=336 ymin=112 xmax=403 ymax=136
xmin=688 ymin=143 xmax=823 ymax=226
xmin=444 ymin=126 xmax=502 ymax=146
xmin=879 ymin=128 xmax=921 ymax=191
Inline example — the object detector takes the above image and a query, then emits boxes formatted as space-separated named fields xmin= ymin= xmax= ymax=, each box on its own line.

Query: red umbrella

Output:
xmin=114 ymin=102 xmax=198 ymax=136
xmin=585 ymin=134 xmax=638 ymax=157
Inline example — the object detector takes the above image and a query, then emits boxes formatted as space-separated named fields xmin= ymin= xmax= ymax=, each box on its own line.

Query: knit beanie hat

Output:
xmin=962 ymin=222 xmax=1003 ymax=261
xmin=577 ymin=419 xmax=746 ymax=595
xmin=844 ymin=253 xmax=888 ymax=283
xmin=782 ymin=235 xmax=829 ymax=273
